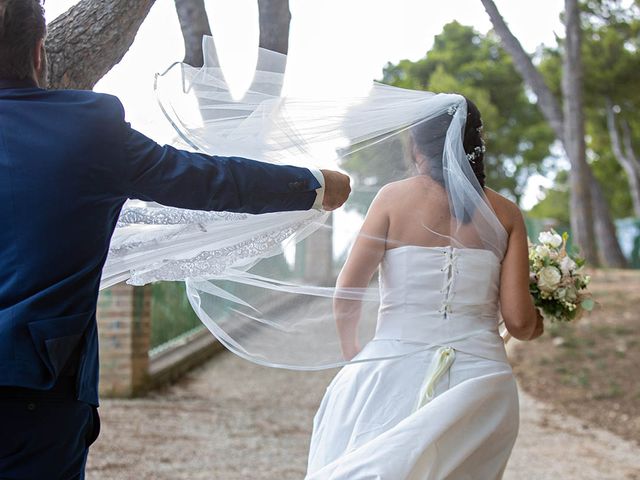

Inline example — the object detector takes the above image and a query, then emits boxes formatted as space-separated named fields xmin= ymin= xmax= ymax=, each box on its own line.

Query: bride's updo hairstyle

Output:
xmin=410 ymin=96 xmax=486 ymax=189
xmin=462 ymin=98 xmax=486 ymax=188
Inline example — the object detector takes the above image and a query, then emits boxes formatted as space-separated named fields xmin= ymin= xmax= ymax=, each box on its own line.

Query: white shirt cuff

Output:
xmin=308 ymin=167 xmax=325 ymax=210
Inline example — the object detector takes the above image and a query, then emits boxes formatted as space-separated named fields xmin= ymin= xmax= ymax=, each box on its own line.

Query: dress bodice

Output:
xmin=374 ymin=246 xmax=507 ymax=362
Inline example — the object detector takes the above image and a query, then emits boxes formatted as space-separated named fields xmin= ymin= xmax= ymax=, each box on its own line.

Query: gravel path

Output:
xmin=86 ymin=350 xmax=640 ymax=479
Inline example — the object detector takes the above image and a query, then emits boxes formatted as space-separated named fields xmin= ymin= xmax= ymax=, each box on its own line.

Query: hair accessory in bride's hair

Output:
xmin=447 ymin=105 xmax=458 ymax=116
xmin=466 ymin=144 xmax=486 ymax=163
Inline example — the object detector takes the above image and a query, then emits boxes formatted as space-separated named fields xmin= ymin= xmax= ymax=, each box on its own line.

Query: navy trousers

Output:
xmin=0 ymin=378 xmax=100 ymax=480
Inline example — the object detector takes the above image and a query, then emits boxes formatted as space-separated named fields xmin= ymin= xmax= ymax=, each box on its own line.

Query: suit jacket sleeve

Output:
xmin=114 ymin=104 xmax=321 ymax=214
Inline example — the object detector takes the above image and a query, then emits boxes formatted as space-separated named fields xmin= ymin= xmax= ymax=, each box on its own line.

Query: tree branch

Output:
xmin=46 ymin=0 xmax=156 ymax=90
xmin=480 ymin=0 xmax=565 ymax=141
xmin=606 ymin=99 xmax=626 ymax=162
xmin=605 ymin=99 xmax=640 ymax=216
xmin=621 ymin=118 xmax=639 ymax=169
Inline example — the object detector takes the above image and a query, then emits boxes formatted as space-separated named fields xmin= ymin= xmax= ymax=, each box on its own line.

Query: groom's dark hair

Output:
xmin=0 ymin=0 xmax=46 ymax=80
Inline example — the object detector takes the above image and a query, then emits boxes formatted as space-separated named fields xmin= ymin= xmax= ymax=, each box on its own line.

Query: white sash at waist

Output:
xmin=372 ymin=326 xmax=509 ymax=364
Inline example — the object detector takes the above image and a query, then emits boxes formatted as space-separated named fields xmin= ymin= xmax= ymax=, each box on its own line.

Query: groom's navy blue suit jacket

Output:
xmin=0 ymin=79 xmax=321 ymax=406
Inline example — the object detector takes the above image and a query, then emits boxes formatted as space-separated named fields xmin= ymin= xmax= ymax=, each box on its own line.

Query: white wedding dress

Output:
xmin=306 ymin=246 xmax=519 ymax=479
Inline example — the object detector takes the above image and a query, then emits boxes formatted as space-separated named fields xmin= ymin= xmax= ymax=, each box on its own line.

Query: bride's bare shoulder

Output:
xmin=484 ymin=188 xmax=523 ymax=233
xmin=364 ymin=178 xmax=420 ymax=219
xmin=369 ymin=178 xmax=411 ymax=203
xmin=376 ymin=177 xmax=424 ymax=197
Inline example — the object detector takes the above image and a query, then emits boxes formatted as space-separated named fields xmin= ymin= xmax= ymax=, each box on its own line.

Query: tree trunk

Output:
xmin=591 ymin=174 xmax=628 ymax=267
xmin=479 ymin=0 xmax=565 ymax=140
xmin=173 ymin=0 xmax=233 ymax=127
xmin=480 ymin=0 xmax=622 ymax=266
xmin=174 ymin=0 xmax=291 ymax=74
xmin=173 ymin=0 xmax=292 ymax=101
xmin=174 ymin=0 xmax=213 ymax=68
xmin=606 ymin=99 xmax=640 ymax=217
xmin=258 ymin=0 xmax=291 ymax=55
xmin=46 ymin=0 xmax=156 ymax=90
xmin=243 ymin=0 xmax=290 ymax=98
xmin=562 ymin=0 xmax=598 ymax=265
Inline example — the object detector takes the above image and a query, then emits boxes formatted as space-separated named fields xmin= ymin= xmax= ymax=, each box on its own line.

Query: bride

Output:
xmin=306 ymin=98 xmax=543 ymax=479
xmin=104 ymin=38 xmax=544 ymax=480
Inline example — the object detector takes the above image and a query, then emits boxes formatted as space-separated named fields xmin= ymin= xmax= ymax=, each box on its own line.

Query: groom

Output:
xmin=0 ymin=1 xmax=350 ymax=478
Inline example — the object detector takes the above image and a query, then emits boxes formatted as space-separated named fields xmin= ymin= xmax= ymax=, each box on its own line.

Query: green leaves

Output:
xmin=534 ymin=0 xmax=640 ymax=220
xmin=380 ymin=21 xmax=555 ymax=201
xmin=581 ymin=298 xmax=595 ymax=311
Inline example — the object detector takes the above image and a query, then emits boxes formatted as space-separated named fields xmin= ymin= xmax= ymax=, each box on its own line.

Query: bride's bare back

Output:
xmin=336 ymin=175 xmax=543 ymax=343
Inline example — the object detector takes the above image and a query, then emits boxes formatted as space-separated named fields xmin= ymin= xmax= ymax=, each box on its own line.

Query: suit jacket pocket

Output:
xmin=27 ymin=311 xmax=92 ymax=379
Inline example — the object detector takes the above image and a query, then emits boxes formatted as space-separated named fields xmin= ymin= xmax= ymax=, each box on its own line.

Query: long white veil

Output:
xmin=101 ymin=37 xmax=508 ymax=369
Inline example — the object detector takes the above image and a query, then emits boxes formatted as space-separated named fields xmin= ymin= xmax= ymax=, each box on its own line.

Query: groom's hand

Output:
xmin=320 ymin=170 xmax=351 ymax=211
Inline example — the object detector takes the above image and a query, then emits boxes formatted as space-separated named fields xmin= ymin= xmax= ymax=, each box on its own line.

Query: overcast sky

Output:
xmin=44 ymin=0 xmax=565 ymax=208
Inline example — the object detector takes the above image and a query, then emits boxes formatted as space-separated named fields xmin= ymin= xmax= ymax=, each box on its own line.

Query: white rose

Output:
xmin=560 ymin=256 xmax=577 ymax=276
xmin=564 ymin=286 xmax=578 ymax=302
xmin=537 ymin=266 xmax=562 ymax=292
xmin=539 ymin=231 xmax=563 ymax=248
xmin=535 ymin=245 xmax=551 ymax=258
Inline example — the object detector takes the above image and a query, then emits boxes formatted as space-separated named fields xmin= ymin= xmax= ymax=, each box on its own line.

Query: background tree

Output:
xmin=533 ymin=1 xmax=640 ymax=220
xmin=174 ymin=0 xmax=212 ymax=68
xmin=480 ymin=0 xmax=628 ymax=267
xmin=341 ymin=21 xmax=555 ymax=217
xmin=174 ymin=0 xmax=290 ymax=69
xmin=563 ymin=0 xmax=598 ymax=262
xmin=46 ymin=0 xmax=156 ymax=89
xmin=584 ymin=1 xmax=640 ymax=217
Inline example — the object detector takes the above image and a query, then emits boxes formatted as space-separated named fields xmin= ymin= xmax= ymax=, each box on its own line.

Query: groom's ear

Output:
xmin=33 ymin=38 xmax=45 ymax=85
xmin=33 ymin=39 xmax=43 ymax=71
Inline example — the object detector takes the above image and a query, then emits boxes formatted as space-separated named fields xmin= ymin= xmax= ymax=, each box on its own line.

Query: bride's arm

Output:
xmin=499 ymin=203 xmax=543 ymax=341
xmin=334 ymin=191 xmax=389 ymax=360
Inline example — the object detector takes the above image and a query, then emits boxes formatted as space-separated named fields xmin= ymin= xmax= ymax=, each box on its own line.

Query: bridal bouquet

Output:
xmin=529 ymin=230 xmax=594 ymax=322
